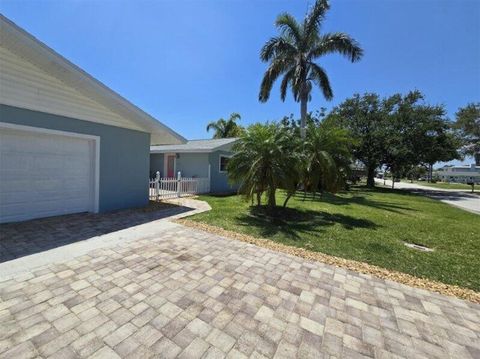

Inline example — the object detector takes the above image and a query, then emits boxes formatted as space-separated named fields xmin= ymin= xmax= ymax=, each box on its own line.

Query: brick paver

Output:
xmin=1 ymin=218 xmax=479 ymax=358
xmin=0 ymin=203 xmax=197 ymax=263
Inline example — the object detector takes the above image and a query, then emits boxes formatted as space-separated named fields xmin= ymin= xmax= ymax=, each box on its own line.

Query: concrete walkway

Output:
xmin=376 ymin=179 xmax=480 ymax=214
xmin=1 ymin=207 xmax=479 ymax=358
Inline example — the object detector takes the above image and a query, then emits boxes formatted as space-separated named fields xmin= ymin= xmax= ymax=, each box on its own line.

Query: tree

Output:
xmin=326 ymin=93 xmax=387 ymax=187
xmin=227 ymin=123 xmax=299 ymax=209
xmin=206 ymin=113 xmax=244 ymax=139
xmin=302 ymin=120 xmax=353 ymax=195
xmin=406 ymin=166 xmax=427 ymax=182
xmin=258 ymin=0 xmax=363 ymax=138
xmin=416 ymin=120 xmax=461 ymax=182
xmin=382 ymin=92 xmax=460 ymax=186
xmin=455 ymin=103 xmax=480 ymax=165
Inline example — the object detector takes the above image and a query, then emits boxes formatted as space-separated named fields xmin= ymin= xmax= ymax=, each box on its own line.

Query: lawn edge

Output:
xmin=176 ymin=218 xmax=480 ymax=304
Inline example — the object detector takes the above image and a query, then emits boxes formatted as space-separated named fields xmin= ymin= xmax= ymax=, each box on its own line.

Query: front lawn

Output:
xmin=191 ymin=186 xmax=480 ymax=291
xmin=412 ymin=181 xmax=478 ymax=191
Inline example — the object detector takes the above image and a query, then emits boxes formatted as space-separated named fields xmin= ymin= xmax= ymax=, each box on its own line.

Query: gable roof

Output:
xmin=151 ymin=138 xmax=239 ymax=153
xmin=0 ymin=14 xmax=186 ymax=145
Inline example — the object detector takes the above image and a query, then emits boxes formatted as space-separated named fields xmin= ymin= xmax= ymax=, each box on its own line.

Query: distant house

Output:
xmin=436 ymin=164 xmax=480 ymax=184
xmin=0 ymin=15 xmax=185 ymax=223
xmin=150 ymin=138 xmax=239 ymax=194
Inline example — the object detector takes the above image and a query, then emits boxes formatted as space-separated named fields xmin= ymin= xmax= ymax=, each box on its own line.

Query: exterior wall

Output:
xmin=176 ymin=153 xmax=210 ymax=178
xmin=150 ymin=153 xmax=209 ymax=178
xmin=150 ymin=154 xmax=164 ymax=177
xmin=209 ymin=150 xmax=239 ymax=193
xmin=0 ymin=46 xmax=143 ymax=133
xmin=1 ymin=104 xmax=150 ymax=212
xmin=438 ymin=165 xmax=480 ymax=184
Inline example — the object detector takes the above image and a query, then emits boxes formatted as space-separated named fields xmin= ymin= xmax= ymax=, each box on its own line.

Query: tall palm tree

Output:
xmin=259 ymin=0 xmax=363 ymax=138
xmin=206 ymin=113 xmax=243 ymax=139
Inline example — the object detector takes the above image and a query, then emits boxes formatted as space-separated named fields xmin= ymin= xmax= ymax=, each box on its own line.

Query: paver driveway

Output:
xmin=1 ymin=217 xmax=480 ymax=358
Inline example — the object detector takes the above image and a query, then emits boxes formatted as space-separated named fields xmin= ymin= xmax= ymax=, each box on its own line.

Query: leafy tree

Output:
xmin=326 ymin=93 xmax=387 ymax=187
xmin=383 ymin=92 xmax=460 ymax=186
xmin=406 ymin=166 xmax=427 ymax=182
xmin=258 ymin=0 xmax=363 ymax=138
xmin=417 ymin=120 xmax=461 ymax=182
xmin=381 ymin=92 xmax=423 ymax=188
xmin=206 ymin=113 xmax=244 ymax=139
xmin=227 ymin=123 xmax=299 ymax=209
xmin=454 ymin=103 xmax=480 ymax=165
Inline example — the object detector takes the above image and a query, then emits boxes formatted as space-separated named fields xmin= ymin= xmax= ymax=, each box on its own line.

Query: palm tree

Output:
xmin=227 ymin=123 xmax=299 ymax=209
xmin=259 ymin=0 xmax=363 ymax=138
xmin=206 ymin=113 xmax=243 ymax=139
xmin=302 ymin=121 xmax=353 ymax=197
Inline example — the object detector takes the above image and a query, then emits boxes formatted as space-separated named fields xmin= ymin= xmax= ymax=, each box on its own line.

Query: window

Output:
xmin=219 ymin=155 xmax=230 ymax=172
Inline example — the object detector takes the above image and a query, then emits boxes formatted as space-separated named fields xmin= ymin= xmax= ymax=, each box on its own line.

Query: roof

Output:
xmin=0 ymin=15 xmax=186 ymax=145
xmin=151 ymin=138 xmax=239 ymax=153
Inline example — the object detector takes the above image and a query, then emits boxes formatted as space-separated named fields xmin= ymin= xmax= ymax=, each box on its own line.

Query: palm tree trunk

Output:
xmin=268 ymin=188 xmax=276 ymax=208
xmin=300 ymin=95 xmax=307 ymax=139
xmin=283 ymin=193 xmax=293 ymax=208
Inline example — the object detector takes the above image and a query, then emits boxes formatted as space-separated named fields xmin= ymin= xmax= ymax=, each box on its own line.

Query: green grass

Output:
xmin=191 ymin=186 xmax=480 ymax=291
xmin=411 ymin=181 xmax=478 ymax=191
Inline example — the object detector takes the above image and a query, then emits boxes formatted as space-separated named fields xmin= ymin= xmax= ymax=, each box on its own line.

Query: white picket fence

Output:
xmin=149 ymin=171 xmax=210 ymax=200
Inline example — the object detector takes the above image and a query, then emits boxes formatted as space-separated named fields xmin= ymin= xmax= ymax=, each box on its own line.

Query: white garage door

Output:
xmin=0 ymin=124 xmax=98 ymax=223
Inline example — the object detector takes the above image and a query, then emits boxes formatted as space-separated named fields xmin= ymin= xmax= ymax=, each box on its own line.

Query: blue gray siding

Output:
xmin=177 ymin=153 xmax=209 ymax=178
xmin=209 ymin=150 xmax=238 ymax=193
xmin=149 ymin=149 xmax=239 ymax=193
xmin=150 ymin=154 xmax=164 ymax=177
xmin=1 ymin=104 xmax=150 ymax=212
xmin=150 ymin=153 xmax=209 ymax=178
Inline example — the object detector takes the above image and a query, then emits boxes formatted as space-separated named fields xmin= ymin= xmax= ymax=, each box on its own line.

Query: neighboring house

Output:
xmin=436 ymin=164 xmax=480 ymax=184
xmin=0 ymin=15 xmax=185 ymax=223
xmin=150 ymin=138 xmax=239 ymax=194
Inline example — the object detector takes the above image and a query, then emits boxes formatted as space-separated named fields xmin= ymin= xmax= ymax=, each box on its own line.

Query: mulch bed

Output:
xmin=176 ymin=219 xmax=480 ymax=304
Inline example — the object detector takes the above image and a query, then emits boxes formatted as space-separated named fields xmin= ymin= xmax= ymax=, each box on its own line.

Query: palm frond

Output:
xmin=260 ymin=37 xmax=298 ymax=62
xmin=259 ymin=59 xmax=292 ymax=102
xmin=229 ymin=113 xmax=241 ymax=122
xmin=280 ymin=68 xmax=295 ymax=101
xmin=309 ymin=32 xmax=363 ymax=62
xmin=275 ymin=13 xmax=303 ymax=43
xmin=206 ymin=121 xmax=221 ymax=133
xmin=309 ymin=63 xmax=333 ymax=100
xmin=303 ymin=0 xmax=329 ymax=39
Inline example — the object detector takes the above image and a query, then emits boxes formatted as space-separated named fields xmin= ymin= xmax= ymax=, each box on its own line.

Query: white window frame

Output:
xmin=219 ymin=154 xmax=232 ymax=173
xmin=0 ymin=121 xmax=100 ymax=213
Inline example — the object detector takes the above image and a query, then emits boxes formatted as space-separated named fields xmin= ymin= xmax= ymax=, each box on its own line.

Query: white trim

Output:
xmin=219 ymin=154 xmax=232 ymax=173
xmin=0 ymin=121 xmax=100 ymax=213
xmin=150 ymin=139 xmax=239 ymax=154
xmin=152 ymin=149 xmax=214 ymax=154
xmin=163 ymin=153 xmax=177 ymax=178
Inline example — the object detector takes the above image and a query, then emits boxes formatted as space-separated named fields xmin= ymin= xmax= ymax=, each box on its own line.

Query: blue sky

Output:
xmin=1 ymin=0 xmax=479 ymax=151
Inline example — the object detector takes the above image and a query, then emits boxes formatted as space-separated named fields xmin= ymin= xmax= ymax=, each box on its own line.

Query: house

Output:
xmin=0 ymin=15 xmax=185 ymax=223
xmin=150 ymin=138 xmax=239 ymax=194
xmin=436 ymin=164 xmax=480 ymax=184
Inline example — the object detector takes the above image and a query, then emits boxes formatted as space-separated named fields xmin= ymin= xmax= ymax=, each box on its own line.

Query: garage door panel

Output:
xmin=0 ymin=191 xmax=32 ymax=205
xmin=0 ymin=153 xmax=31 ymax=171
xmin=0 ymin=127 xmax=97 ymax=223
xmin=0 ymin=178 xmax=31 ymax=192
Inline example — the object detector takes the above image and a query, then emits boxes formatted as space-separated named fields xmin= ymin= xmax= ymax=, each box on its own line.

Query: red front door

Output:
xmin=167 ymin=155 xmax=175 ymax=178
